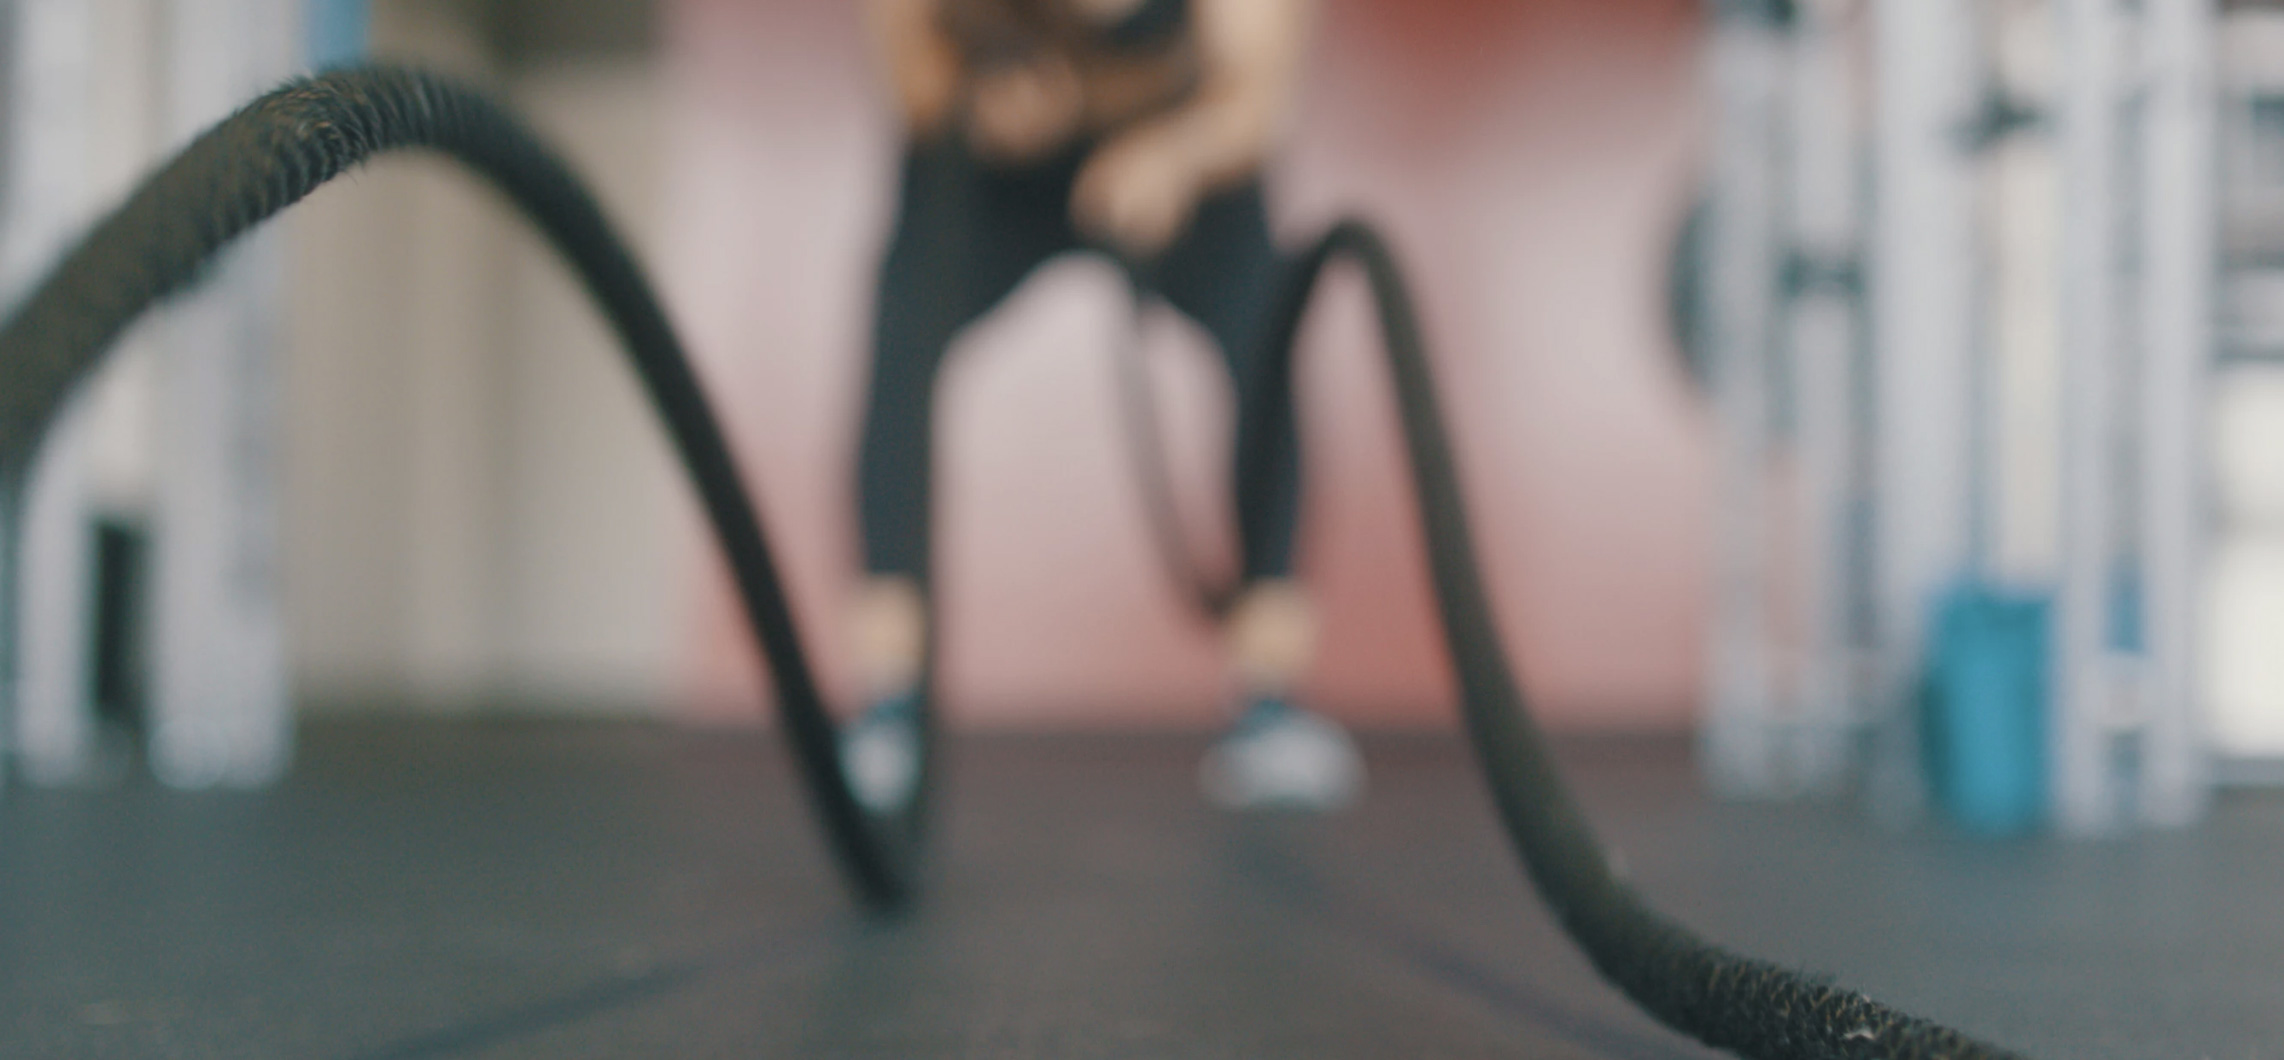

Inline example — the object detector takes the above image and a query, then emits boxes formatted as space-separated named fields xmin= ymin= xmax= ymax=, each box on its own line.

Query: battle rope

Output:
xmin=0 ymin=65 xmax=929 ymax=910
xmin=1249 ymin=223 xmax=2025 ymax=1060
xmin=1110 ymin=283 xmax=1242 ymax=620
xmin=0 ymin=65 xmax=2028 ymax=1060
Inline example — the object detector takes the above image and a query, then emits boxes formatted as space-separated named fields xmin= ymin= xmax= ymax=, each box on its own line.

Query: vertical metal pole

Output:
xmin=1785 ymin=0 xmax=1862 ymax=793
xmin=0 ymin=0 xmax=15 ymax=796
xmin=2138 ymin=0 xmax=2215 ymax=826
xmin=1987 ymin=0 xmax=2065 ymax=591
xmin=2055 ymin=0 xmax=2121 ymax=834
xmin=3 ymin=0 xmax=100 ymax=786
xmin=148 ymin=0 xmax=294 ymax=788
xmin=1870 ymin=0 xmax=1979 ymax=814
xmin=1702 ymin=2 xmax=1788 ymax=797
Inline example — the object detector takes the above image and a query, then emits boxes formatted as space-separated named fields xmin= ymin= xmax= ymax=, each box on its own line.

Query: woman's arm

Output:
xmin=1072 ymin=0 xmax=1315 ymax=255
xmin=865 ymin=0 xmax=965 ymax=138
xmin=870 ymin=0 xmax=1087 ymax=162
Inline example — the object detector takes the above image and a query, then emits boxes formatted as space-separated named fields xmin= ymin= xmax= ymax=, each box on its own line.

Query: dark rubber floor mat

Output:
xmin=2 ymin=721 xmax=2277 ymax=1058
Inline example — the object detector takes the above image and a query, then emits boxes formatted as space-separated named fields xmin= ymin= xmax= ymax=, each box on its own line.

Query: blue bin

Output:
xmin=1924 ymin=583 xmax=2050 ymax=835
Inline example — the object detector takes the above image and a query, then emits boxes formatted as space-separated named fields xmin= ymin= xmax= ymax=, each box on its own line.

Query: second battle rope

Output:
xmin=1252 ymin=223 xmax=2026 ymax=1060
xmin=1110 ymin=281 xmax=1243 ymax=621
xmin=0 ymin=65 xmax=2027 ymax=1060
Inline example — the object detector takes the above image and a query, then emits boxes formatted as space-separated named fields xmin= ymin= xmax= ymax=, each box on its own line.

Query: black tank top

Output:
xmin=943 ymin=0 xmax=1191 ymax=67
xmin=1100 ymin=0 xmax=1187 ymax=50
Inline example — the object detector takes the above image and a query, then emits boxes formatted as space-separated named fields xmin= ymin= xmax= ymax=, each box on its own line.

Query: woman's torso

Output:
xmin=941 ymin=0 xmax=1202 ymax=135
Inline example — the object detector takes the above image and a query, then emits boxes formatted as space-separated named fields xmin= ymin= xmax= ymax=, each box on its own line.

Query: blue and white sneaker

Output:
xmin=1199 ymin=697 xmax=1364 ymax=811
xmin=839 ymin=689 xmax=923 ymax=816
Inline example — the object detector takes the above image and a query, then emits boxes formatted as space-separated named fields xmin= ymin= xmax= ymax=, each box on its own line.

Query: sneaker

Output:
xmin=1199 ymin=697 xmax=1364 ymax=811
xmin=840 ymin=689 xmax=923 ymax=816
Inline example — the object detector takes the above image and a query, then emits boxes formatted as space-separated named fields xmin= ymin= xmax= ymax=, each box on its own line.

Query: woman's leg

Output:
xmin=1149 ymin=181 xmax=1299 ymax=587
xmin=852 ymin=140 xmax=1085 ymax=734
xmin=1151 ymin=181 xmax=1315 ymax=691
xmin=1150 ymin=181 xmax=1359 ymax=810
xmin=847 ymin=140 xmax=1082 ymax=806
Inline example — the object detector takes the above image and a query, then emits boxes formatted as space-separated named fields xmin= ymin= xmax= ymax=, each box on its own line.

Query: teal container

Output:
xmin=1924 ymin=583 xmax=2050 ymax=835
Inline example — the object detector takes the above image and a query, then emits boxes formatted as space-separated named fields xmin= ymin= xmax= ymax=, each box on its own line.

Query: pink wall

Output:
xmin=661 ymin=0 xmax=1713 ymax=730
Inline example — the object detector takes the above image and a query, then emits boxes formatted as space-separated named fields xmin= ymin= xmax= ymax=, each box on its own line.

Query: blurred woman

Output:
xmin=844 ymin=0 xmax=1362 ymax=811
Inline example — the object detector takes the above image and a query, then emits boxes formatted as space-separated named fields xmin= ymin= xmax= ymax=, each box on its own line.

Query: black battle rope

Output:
xmin=1110 ymin=284 xmax=1241 ymax=620
xmin=0 ymin=65 xmax=929 ymax=910
xmin=0 ymin=66 xmax=2028 ymax=1060
xmin=1246 ymin=223 xmax=2028 ymax=1060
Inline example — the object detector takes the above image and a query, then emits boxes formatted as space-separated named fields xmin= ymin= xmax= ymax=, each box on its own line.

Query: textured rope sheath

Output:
xmin=0 ymin=64 xmax=2030 ymax=1059
xmin=0 ymin=65 xmax=929 ymax=910
xmin=1248 ymin=222 xmax=2030 ymax=1060
xmin=1111 ymin=284 xmax=1240 ymax=620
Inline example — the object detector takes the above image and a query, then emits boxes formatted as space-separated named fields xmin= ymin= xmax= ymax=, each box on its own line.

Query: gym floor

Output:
xmin=3 ymin=720 xmax=2279 ymax=1059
